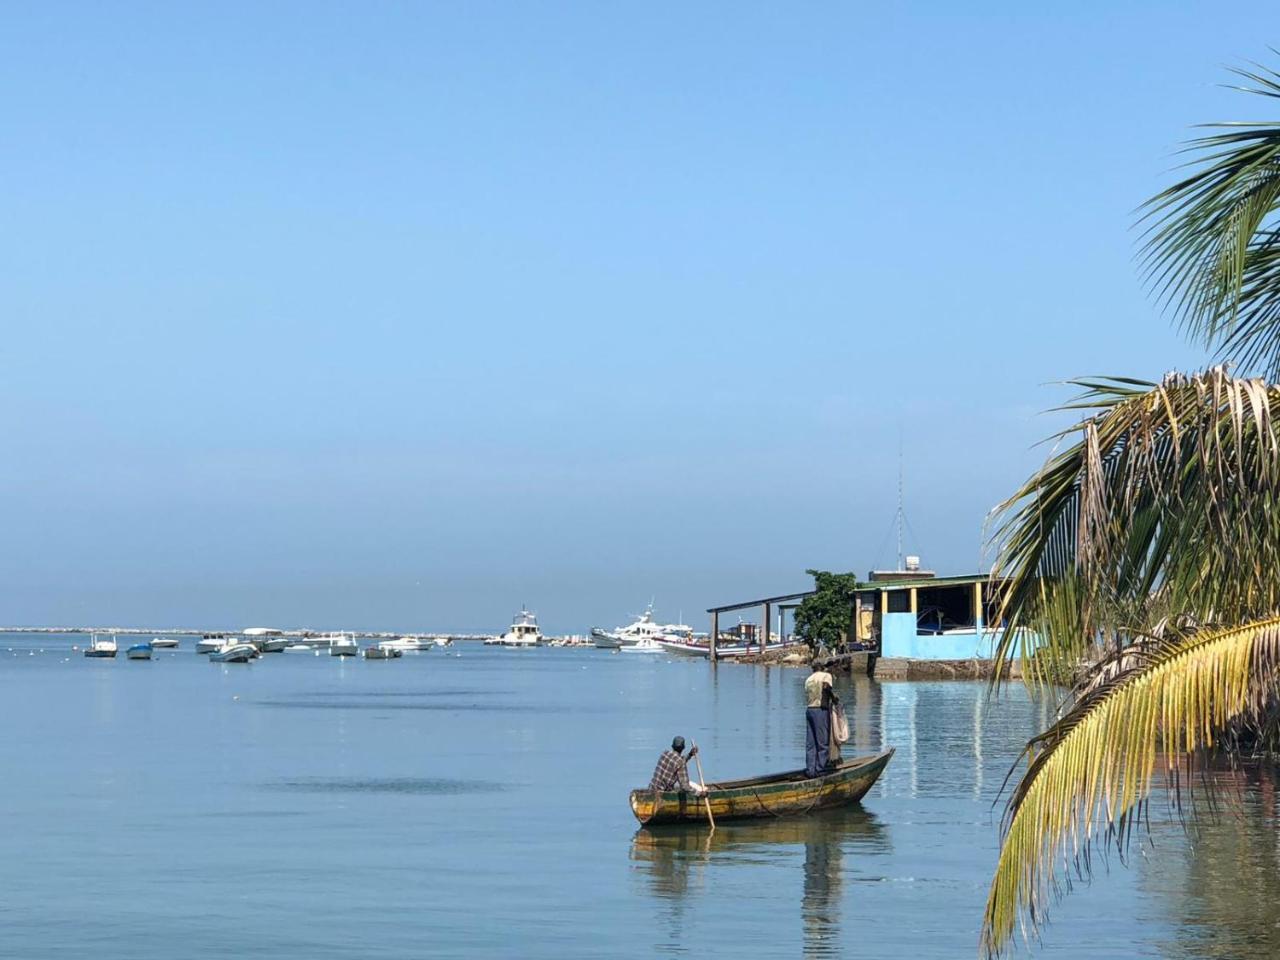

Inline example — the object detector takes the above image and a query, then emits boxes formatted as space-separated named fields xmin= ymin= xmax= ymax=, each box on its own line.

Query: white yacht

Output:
xmin=150 ymin=636 xmax=179 ymax=649
xmin=591 ymin=605 xmax=679 ymax=649
xmin=485 ymin=608 xmax=544 ymax=647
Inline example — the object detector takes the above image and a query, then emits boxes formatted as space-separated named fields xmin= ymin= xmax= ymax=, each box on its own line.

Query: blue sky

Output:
xmin=0 ymin=3 xmax=1263 ymax=632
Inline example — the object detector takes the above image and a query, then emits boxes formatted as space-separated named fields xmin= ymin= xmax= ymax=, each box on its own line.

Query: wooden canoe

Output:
xmin=629 ymin=749 xmax=894 ymax=825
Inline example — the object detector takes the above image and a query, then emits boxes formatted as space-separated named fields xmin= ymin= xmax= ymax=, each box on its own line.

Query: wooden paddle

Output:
xmin=690 ymin=740 xmax=715 ymax=832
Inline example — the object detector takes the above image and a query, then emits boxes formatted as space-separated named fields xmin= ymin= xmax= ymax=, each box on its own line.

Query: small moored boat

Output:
xmin=84 ymin=634 xmax=118 ymax=658
xmin=629 ymin=749 xmax=893 ymax=825
xmin=149 ymin=636 xmax=179 ymax=649
xmin=329 ymin=634 xmax=359 ymax=657
xmin=620 ymin=637 xmax=665 ymax=654
xmin=364 ymin=642 xmax=403 ymax=660
xmin=656 ymin=638 xmax=804 ymax=659
xmin=125 ymin=642 xmax=153 ymax=660
xmin=382 ymin=636 xmax=432 ymax=653
xmin=196 ymin=634 xmax=232 ymax=654
xmin=209 ymin=642 xmax=258 ymax=663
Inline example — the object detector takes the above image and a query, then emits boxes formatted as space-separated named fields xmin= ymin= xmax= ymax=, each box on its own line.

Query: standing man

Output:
xmin=648 ymin=736 xmax=706 ymax=795
xmin=804 ymin=661 xmax=835 ymax=777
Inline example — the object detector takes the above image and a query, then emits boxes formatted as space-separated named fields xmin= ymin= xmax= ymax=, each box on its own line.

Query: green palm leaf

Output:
xmin=981 ymin=617 xmax=1280 ymax=956
xmin=1140 ymin=65 xmax=1280 ymax=377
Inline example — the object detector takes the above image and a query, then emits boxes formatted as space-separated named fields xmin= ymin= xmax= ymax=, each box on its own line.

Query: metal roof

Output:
xmin=705 ymin=573 xmax=990 ymax=613
xmin=706 ymin=590 xmax=817 ymax=614
xmin=857 ymin=573 xmax=989 ymax=592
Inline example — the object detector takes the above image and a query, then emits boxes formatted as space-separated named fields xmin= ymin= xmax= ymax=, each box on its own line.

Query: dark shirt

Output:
xmin=649 ymin=749 xmax=693 ymax=792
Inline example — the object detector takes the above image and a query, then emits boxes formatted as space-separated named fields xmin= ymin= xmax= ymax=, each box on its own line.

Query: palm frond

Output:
xmin=981 ymin=617 xmax=1280 ymax=956
xmin=989 ymin=367 xmax=1280 ymax=682
xmin=1139 ymin=67 xmax=1280 ymax=377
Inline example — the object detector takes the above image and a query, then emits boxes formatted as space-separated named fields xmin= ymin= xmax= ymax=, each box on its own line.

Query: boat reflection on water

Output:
xmin=630 ymin=807 xmax=889 ymax=957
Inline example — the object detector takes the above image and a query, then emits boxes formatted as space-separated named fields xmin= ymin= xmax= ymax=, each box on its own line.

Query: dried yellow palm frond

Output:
xmin=981 ymin=617 xmax=1280 ymax=957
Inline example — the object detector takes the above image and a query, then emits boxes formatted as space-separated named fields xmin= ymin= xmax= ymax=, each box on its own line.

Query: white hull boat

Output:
xmin=149 ymin=636 xmax=179 ymax=649
xmin=620 ymin=637 xmax=664 ymax=654
xmin=210 ymin=643 xmax=258 ymax=663
xmin=364 ymin=643 xmax=403 ymax=660
xmin=383 ymin=636 xmax=433 ymax=653
xmin=485 ymin=608 xmax=544 ymax=647
xmin=330 ymin=635 xmax=359 ymax=657
xmin=656 ymin=639 xmax=803 ymax=659
xmin=283 ymin=644 xmax=317 ymax=654
xmin=84 ymin=634 xmax=118 ymax=658
xmin=593 ymin=606 xmax=692 ymax=650
xmin=197 ymin=634 xmax=232 ymax=654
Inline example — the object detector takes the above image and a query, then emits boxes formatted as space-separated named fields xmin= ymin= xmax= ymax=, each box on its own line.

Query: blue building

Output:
xmin=707 ymin=565 xmax=1033 ymax=665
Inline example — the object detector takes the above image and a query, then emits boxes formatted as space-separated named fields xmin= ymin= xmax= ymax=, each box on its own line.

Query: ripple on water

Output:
xmin=263 ymin=777 xmax=509 ymax=795
xmin=290 ymin=689 xmax=516 ymax=698
xmin=253 ymin=699 xmax=575 ymax=712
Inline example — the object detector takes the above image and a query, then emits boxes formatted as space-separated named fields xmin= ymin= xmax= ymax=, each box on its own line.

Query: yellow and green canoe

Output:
xmin=629 ymin=749 xmax=894 ymax=825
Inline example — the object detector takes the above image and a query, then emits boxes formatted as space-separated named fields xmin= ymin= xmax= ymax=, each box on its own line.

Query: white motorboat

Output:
xmin=620 ymin=637 xmax=665 ymax=654
xmin=329 ymin=634 xmax=359 ymax=657
xmin=242 ymin=627 xmax=287 ymax=653
xmin=484 ymin=608 xmax=544 ymax=647
xmin=196 ymin=634 xmax=232 ymax=654
xmin=364 ymin=642 xmax=403 ymax=660
xmin=84 ymin=634 xmax=118 ymax=658
xmin=303 ymin=632 xmax=348 ymax=650
xmin=431 ymin=636 xmax=454 ymax=648
xmin=382 ymin=636 xmax=433 ymax=653
xmin=149 ymin=636 xmax=179 ymax=649
xmin=592 ymin=606 xmax=684 ymax=649
xmin=282 ymin=644 xmax=317 ymax=654
xmin=209 ymin=642 xmax=258 ymax=663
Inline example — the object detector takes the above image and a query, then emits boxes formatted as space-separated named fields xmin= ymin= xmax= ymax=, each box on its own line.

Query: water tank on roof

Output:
xmin=905 ymin=555 xmax=920 ymax=572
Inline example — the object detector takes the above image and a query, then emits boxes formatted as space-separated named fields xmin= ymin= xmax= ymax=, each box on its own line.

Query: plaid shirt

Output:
xmin=649 ymin=749 xmax=693 ymax=793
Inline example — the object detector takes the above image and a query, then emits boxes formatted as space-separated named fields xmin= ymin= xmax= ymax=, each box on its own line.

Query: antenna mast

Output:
xmin=896 ymin=446 xmax=904 ymax=571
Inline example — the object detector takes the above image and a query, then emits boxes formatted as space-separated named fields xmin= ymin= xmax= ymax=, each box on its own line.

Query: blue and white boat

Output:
xmin=125 ymin=642 xmax=153 ymax=660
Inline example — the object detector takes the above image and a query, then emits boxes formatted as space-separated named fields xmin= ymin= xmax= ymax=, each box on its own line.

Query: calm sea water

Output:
xmin=1 ymin=634 xmax=1277 ymax=959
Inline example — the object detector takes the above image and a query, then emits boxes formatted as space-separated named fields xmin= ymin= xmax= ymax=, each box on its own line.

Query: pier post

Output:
xmin=710 ymin=611 xmax=719 ymax=662
xmin=761 ymin=602 xmax=771 ymax=655
xmin=974 ymin=581 xmax=985 ymax=649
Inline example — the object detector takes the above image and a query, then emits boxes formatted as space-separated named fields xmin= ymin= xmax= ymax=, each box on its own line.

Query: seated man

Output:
xmin=648 ymin=736 xmax=706 ymax=795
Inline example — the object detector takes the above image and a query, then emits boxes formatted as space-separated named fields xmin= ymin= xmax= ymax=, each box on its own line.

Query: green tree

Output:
xmin=793 ymin=569 xmax=860 ymax=652
xmin=982 ymin=65 xmax=1280 ymax=956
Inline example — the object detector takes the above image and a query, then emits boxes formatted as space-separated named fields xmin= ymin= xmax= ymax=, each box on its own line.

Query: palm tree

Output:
xmin=981 ymin=65 xmax=1280 ymax=956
